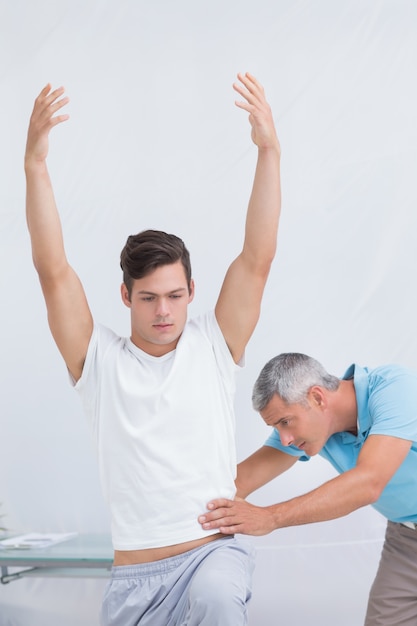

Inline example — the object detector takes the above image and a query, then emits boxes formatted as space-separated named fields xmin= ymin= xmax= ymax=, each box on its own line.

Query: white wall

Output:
xmin=1 ymin=1 xmax=416 ymax=624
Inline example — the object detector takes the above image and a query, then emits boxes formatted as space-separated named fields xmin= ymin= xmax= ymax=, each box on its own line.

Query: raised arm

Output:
xmin=25 ymin=85 xmax=93 ymax=381
xmin=215 ymin=73 xmax=281 ymax=363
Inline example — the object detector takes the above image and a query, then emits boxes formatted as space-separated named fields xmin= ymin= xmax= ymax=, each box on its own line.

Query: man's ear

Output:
xmin=121 ymin=283 xmax=131 ymax=308
xmin=188 ymin=279 xmax=195 ymax=303
xmin=309 ymin=386 xmax=327 ymax=409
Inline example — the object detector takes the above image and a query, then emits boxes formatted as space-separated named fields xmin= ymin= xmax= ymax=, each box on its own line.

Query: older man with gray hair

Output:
xmin=199 ymin=353 xmax=417 ymax=625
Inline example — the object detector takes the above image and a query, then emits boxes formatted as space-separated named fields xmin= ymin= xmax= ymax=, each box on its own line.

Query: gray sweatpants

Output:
xmin=100 ymin=537 xmax=255 ymax=626
xmin=365 ymin=521 xmax=417 ymax=625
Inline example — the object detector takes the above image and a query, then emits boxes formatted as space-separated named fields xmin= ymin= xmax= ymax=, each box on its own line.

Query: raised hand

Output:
xmin=233 ymin=72 xmax=280 ymax=152
xmin=25 ymin=84 xmax=69 ymax=166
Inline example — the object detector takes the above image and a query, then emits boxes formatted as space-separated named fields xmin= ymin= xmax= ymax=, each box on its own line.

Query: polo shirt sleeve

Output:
xmin=368 ymin=366 xmax=417 ymax=441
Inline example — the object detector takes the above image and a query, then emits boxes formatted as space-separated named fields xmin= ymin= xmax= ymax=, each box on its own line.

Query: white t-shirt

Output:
xmin=74 ymin=310 xmax=241 ymax=550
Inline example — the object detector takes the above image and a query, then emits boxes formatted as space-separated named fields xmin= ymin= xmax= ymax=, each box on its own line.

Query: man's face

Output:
xmin=121 ymin=260 xmax=194 ymax=356
xmin=260 ymin=392 xmax=330 ymax=457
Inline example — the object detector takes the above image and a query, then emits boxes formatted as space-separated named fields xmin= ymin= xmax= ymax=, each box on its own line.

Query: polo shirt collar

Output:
xmin=342 ymin=363 xmax=372 ymax=440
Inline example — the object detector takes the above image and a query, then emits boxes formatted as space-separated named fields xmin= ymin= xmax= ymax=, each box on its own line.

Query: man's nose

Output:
xmin=280 ymin=431 xmax=294 ymax=447
xmin=155 ymin=297 xmax=170 ymax=317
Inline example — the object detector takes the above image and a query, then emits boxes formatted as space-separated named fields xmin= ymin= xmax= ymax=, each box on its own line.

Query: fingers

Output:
xmin=234 ymin=72 xmax=264 ymax=97
xmin=198 ymin=499 xmax=238 ymax=531
xmin=32 ymin=84 xmax=70 ymax=128
xmin=198 ymin=498 xmax=272 ymax=536
xmin=233 ymin=72 xmax=266 ymax=111
xmin=200 ymin=512 xmax=239 ymax=532
xmin=199 ymin=506 xmax=230 ymax=524
xmin=219 ymin=524 xmax=239 ymax=535
xmin=206 ymin=498 xmax=231 ymax=510
xmin=233 ymin=71 xmax=279 ymax=150
xmin=26 ymin=84 xmax=70 ymax=164
xmin=200 ymin=498 xmax=234 ymax=520
xmin=36 ymin=84 xmax=66 ymax=107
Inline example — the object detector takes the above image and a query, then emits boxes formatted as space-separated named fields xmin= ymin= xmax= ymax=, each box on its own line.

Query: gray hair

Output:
xmin=252 ymin=353 xmax=340 ymax=411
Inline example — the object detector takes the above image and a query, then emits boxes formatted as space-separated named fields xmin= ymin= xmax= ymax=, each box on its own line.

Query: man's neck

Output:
xmin=335 ymin=379 xmax=358 ymax=434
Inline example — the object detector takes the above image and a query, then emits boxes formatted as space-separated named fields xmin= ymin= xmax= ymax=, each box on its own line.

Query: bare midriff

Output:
xmin=113 ymin=533 xmax=228 ymax=566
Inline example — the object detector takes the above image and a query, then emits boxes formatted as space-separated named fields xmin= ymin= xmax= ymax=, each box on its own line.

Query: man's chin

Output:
xmin=299 ymin=443 xmax=319 ymax=457
xmin=151 ymin=332 xmax=181 ymax=348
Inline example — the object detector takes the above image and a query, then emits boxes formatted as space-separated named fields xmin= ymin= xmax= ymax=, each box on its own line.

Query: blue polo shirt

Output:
xmin=264 ymin=363 xmax=417 ymax=523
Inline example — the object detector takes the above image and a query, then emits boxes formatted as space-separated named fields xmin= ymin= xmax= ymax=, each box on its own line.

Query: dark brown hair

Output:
xmin=120 ymin=229 xmax=192 ymax=298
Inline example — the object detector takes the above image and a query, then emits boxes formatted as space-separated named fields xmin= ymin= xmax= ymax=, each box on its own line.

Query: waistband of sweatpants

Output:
xmin=110 ymin=536 xmax=234 ymax=579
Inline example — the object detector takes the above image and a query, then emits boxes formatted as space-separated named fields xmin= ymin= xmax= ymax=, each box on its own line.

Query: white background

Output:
xmin=1 ymin=1 xmax=416 ymax=624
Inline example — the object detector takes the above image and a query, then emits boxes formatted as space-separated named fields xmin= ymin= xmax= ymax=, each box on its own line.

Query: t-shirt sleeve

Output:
xmin=73 ymin=323 xmax=120 ymax=431
xmin=194 ymin=310 xmax=242 ymax=386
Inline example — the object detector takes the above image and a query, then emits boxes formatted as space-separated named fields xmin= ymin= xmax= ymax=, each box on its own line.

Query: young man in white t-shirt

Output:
xmin=25 ymin=73 xmax=281 ymax=625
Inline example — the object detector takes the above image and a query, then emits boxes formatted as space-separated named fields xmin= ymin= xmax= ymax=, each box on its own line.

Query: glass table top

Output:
xmin=0 ymin=534 xmax=113 ymax=567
